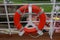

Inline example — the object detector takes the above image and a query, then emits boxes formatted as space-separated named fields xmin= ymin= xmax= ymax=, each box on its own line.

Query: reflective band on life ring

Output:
xmin=14 ymin=5 xmax=46 ymax=33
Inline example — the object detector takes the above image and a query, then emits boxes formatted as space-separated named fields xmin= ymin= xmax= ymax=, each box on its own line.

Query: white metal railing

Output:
xmin=0 ymin=12 xmax=60 ymax=15
xmin=0 ymin=20 xmax=60 ymax=23
xmin=4 ymin=0 xmax=11 ymax=35
xmin=49 ymin=0 xmax=56 ymax=39
xmin=0 ymin=3 xmax=60 ymax=5
xmin=0 ymin=0 xmax=60 ymax=39
xmin=0 ymin=0 xmax=59 ymax=32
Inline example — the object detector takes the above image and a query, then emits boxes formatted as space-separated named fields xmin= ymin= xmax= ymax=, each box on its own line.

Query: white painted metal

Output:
xmin=0 ymin=3 xmax=60 ymax=5
xmin=0 ymin=12 xmax=60 ymax=15
xmin=0 ymin=0 xmax=60 ymax=39
xmin=0 ymin=20 xmax=60 ymax=23
xmin=3 ymin=0 xmax=11 ymax=35
xmin=25 ymin=4 xmax=36 ymax=28
xmin=49 ymin=0 xmax=56 ymax=39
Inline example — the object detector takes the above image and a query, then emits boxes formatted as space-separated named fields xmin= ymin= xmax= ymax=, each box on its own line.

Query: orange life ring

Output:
xmin=14 ymin=5 xmax=46 ymax=33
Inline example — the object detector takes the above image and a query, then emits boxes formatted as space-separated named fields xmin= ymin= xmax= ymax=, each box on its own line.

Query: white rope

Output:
xmin=29 ymin=33 xmax=43 ymax=38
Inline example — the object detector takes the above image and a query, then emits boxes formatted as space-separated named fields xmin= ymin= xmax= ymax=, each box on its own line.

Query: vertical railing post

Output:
xmin=3 ymin=0 xmax=11 ymax=35
xmin=49 ymin=0 xmax=56 ymax=39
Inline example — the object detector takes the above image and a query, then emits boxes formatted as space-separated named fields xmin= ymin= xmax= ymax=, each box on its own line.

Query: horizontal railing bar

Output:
xmin=0 ymin=20 xmax=60 ymax=23
xmin=4 ymin=3 xmax=60 ymax=5
xmin=0 ymin=26 xmax=59 ymax=34
xmin=0 ymin=22 xmax=8 ymax=23
xmin=0 ymin=28 xmax=16 ymax=30
xmin=0 ymin=12 xmax=60 ymax=15
xmin=0 ymin=3 xmax=60 ymax=5
xmin=0 ymin=27 xmax=49 ymax=34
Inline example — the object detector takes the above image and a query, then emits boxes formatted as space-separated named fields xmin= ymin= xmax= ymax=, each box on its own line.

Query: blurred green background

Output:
xmin=0 ymin=0 xmax=60 ymax=12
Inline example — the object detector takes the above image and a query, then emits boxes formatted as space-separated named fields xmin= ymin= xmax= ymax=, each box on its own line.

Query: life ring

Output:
xmin=14 ymin=5 xmax=46 ymax=33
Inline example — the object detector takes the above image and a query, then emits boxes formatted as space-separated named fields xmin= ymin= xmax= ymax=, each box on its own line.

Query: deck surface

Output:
xmin=0 ymin=33 xmax=60 ymax=40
